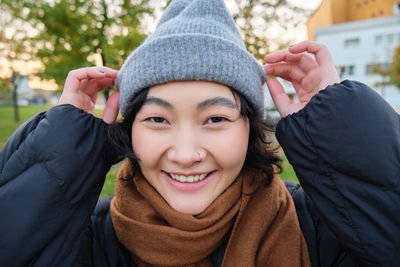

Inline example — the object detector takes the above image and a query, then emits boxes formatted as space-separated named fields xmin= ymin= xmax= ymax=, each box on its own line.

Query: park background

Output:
xmin=1 ymin=0 xmax=400 ymax=196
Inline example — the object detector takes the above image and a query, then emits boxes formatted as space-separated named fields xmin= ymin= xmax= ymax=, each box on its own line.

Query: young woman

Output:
xmin=1 ymin=0 xmax=399 ymax=266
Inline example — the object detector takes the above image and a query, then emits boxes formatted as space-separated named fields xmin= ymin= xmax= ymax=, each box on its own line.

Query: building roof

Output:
xmin=316 ymin=15 xmax=400 ymax=36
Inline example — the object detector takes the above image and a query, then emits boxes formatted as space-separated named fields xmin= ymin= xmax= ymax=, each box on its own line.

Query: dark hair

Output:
xmin=234 ymin=91 xmax=282 ymax=190
xmin=108 ymin=88 xmax=150 ymax=177
xmin=108 ymin=86 xmax=282 ymax=188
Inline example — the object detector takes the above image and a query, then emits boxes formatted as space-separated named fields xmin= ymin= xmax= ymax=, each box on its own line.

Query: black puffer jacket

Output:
xmin=0 ymin=81 xmax=399 ymax=266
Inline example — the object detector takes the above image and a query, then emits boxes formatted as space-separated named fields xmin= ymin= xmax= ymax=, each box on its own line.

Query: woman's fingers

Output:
xmin=87 ymin=77 xmax=114 ymax=93
xmin=264 ymin=49 xmax=318 ymax=73
xmin=266 ymin=77 xmax=293 ymax=117
xmin=264 ymin=49 xmax=288 ymax=63
xmin=266 ymin=77 xmax=307 ymax=117
xmin=265 ymin=41 xmax=340 ymax=92
xmin=264 ymin=63 xmax=306 ymax=84
xmin=102 ymin=90 xmax=120 ymax=124
xmin=64 ymin=68 xmax=106 ymax=93
xmin=59 ymin=67 xmax=119 ymax=113
xmin=263 ymin=41 xmax=341 ymax=116
xmin=65 ymin=67 xmax=118 ymax=92
xmin=98 ymin=77 xmax=116 ymax=89
xmin=288 ymin=40 xmax=335 ymax=68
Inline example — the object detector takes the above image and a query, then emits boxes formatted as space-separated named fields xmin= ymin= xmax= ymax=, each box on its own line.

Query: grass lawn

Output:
xmin=0 ymin=105 xmax=298 ymax=197
xmin=279 ymin=154 xmax=298 ymax=183
xmin=0 ymin=105 xmax=50 ymax=148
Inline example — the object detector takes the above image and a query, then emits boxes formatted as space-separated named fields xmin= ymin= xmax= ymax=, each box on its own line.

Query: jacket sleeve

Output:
xmin=276 ymin=80 xmax=400 ymax=267
xmin=0 ymin=104 xmax=118 ymax=267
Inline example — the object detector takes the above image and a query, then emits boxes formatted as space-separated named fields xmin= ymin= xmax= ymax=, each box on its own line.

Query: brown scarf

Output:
xmin=110 ymin=160 xmax=311 ymax=266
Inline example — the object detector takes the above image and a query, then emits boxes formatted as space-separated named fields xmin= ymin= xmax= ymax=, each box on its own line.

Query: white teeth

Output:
xmin=169 ymin=173 xmax=208 ymax=183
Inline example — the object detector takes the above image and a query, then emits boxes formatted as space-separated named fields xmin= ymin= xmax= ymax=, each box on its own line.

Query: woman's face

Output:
xmin=131 ymin=81 xmax=249 ymax=215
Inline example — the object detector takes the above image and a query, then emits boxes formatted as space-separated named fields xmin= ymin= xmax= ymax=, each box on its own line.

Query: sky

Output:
xmin=284 ymin=0 xmax=323 ymax=41
xmin=291 ymin=0 xmax=322 ymax=9
xmin=221 ymin=0 xmax=323 ymax=43
xmin=150 ymin=0 xmax=324 ymax=41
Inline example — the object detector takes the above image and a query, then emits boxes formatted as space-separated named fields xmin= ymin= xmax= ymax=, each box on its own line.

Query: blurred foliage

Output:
xmin=1 ymin=0 xmax=154 ymax=97
xmin=0 ymin=1 xmax=31 ymax=91
xmin=162 ymin=0 xmax=311 ymax=62
xmin=0 ymin=78 xmax=12 ymax=105
xmin=393 ymin=46 xmax=400 ymax=89
xmin=1 ymin=0 xmax=311 ymax=96
xmin=230 ymin=0 xmax=310 ymax=61
xmin=0 ymin=3 xmax=29 ymax=120
xmin=0 ymin=77 xmax=10 ymax=91
xmin=374 ymin=46 xmax=400 ymax=90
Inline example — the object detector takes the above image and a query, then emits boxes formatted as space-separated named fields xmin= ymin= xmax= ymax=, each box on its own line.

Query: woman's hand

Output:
xmin=58 ymin=66 xmax=120 ymax=124
xmin=264 ymin=41 xmax=340 ymax=117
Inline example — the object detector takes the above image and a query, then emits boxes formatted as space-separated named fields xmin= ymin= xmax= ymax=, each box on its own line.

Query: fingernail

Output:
xmin=98 ymin=70 xmax=105 ymax=73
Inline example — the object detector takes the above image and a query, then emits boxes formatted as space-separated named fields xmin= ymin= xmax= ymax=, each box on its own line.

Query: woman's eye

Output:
xmin=147 ymin=117 xmax=168 ymax=123
xmin=206 ymin=117 xmax=227 ymax=124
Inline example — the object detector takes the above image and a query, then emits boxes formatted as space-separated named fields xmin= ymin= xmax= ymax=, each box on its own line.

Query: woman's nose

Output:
xmin=167 ymin=129 xmax=204 ymax=166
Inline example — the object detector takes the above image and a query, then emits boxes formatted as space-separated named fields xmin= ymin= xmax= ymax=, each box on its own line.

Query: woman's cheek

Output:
xmin=204 ymin=124 xmax=249 ymax=167
xmin=132 ymin=126 xmax=168 ymax=165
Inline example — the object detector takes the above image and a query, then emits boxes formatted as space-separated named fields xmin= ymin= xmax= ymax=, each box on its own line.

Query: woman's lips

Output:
xmin=168 ymin=172 xmax=209 ymax=183
xmin=163 ymin=171 xmax=216 ymax=192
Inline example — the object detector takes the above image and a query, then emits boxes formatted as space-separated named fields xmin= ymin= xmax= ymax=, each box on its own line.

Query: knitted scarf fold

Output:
xmin=110 ymin=160 xmax=311 ymax=266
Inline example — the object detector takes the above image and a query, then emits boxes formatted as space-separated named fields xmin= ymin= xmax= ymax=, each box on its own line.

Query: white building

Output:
xmin=13 ymin=74 xmax=33 ymax=106
xmin=315 ymin=14 xmax=400 ymax=109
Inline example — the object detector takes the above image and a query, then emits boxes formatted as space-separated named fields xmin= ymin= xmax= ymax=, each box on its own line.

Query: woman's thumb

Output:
xmin=102 ymin=90 xmax=120 ymax=124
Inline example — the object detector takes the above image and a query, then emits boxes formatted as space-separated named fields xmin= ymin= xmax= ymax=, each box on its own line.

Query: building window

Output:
xmin=348 ymin=66 xmax=355 ymax=75
xmin=375 ymin=35 xmax=383 ymax=44
xmin=365 ymin=63 xmax=390 ymax=75
xmin=344 ymin=38 xmax=360 ymax=48
xmin=375 ymin=33 xmax=400 ymax=45
xmin=337 ymin=65 xmax=356 ymax=78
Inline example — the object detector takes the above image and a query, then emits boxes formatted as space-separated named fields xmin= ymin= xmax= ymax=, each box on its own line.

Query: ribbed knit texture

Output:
xmin=116 ymin=0 xmax=266 ymax=116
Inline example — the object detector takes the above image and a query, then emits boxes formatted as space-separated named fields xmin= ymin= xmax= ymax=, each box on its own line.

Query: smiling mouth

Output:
xmin=166 ymin=172 xmax=213 ymax=183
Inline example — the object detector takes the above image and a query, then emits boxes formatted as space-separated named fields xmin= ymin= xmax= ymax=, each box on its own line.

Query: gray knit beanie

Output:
xmin=116 ymin=0 xmax=266 ymax=117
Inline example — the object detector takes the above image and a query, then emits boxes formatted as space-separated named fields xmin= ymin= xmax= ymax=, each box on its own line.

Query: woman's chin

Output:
xmin=168 ymin=199 xmax=210 ymax=215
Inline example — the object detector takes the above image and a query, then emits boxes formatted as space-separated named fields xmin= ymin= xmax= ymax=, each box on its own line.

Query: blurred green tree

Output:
xmin=162 ymin=0 xmax=310 ymax=61
xmin=0 ymin=2 xmax=33 ymax=121
xmin=165 ymin=0 xmax=311 ymax=61
xmin=230 ymin=0 xmax=310 ymax=61
xmin=2 ymin=0 xmax=309 ymax=102
xmin=2 ymin=0 xmax=153 ymax=99
xmin=373 ymin=46 xmax=400 ymax=90
xmin=392 ymin=46 xmax=400 ymax=89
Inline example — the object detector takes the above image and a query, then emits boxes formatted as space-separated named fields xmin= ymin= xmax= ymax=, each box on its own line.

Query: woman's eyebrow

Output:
xmin=143 ymin=97 xmax=173 ymax=109
xmin=197 ymin=97 xmax=238 ymax=110
xmin=143 ymin=96 xmax=237 ymax=110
